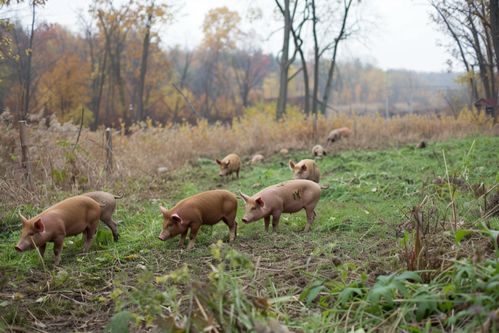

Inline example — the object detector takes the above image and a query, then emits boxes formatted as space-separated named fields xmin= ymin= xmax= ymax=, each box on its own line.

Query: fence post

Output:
xmin=19 ymin=120 xmax=34 ymax=191
xmin=105 ymin=127 xmax=113 ymax=177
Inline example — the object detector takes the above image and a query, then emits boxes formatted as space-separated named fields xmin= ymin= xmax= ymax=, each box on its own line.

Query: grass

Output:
xmin=0 ymin=135 xmax=498 ymax=332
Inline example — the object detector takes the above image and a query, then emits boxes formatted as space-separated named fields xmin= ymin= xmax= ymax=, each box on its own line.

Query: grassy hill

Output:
xmin=0 ymin=136 xmax=498 ymax=332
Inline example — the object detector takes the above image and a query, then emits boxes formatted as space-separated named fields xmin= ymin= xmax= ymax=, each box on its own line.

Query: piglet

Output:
xmin=83 ymin=191 xmax=122 ymax=241
xmin=216 ymin=153 xmax=241 ymax=179
xmin=312 ymin=144 xmax=326 ymax=158
xmin=289 ymin=159 xmax=320 ymax=183
xmin=240 ymin=179 xmax=321 ymax=232
xmin=327 ymin=127 xmax=351 ymax=144
xmin=158 ymin=190 xmax=238 ymax=249
xmin=15 ymin=195 xmax=102 ymax=265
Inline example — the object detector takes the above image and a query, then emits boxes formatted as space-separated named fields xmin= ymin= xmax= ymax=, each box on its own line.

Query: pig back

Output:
xmin=176 ymin=190 xmax=237 ymax=225
xmin=83 ymin=191 xmax=117 ymax=217
xmin=48 ymin=196 xmax=102 ymax=236
xmin=265 ymin=180 xmax=321 ymax=213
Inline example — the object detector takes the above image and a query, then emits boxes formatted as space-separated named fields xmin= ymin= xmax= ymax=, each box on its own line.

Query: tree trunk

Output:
xmin=321 ymin=0 xmax=353 ymax=115
xmin=137 ymin=3 xmax=154 ymax=122
xmin=21 ymin=1 xmax=36 ymax=121
xmin=311 ymin=0 xmax=320 ymax=118
xmin=275 ymin=0 xmax=290 ymax=120
xmin=489 ymin=0 xmax=499 ymax=121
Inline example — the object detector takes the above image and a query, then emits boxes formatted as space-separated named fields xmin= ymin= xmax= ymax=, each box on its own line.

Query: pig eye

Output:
xmin=251 ymin=206 xmax=257 ymax=211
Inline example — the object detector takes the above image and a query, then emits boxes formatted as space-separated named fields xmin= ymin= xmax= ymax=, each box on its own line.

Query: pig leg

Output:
xmin=264 ymin=216 xmax=270 ymax=232
xmin=187 ymin=225 xmax=200 ymax=250
xmin=83 ymin=225 xmax=97 ymax=252
xmin=53 ymin=237 xmax=64 ymax=266
xmin=178 ymin=230 xmax=188 ymax=247
xmin=36 ymin=243 xmax=46 ymax=258
xmin=304 ymin=207 xmax=317 ymax=232
xmin=236 ymin=169 xmax=240 ymax=179
xmin=222 ymin=215 xmax=237 ymax=242
xmin=272 ymin=214 xmax=281 ymax=233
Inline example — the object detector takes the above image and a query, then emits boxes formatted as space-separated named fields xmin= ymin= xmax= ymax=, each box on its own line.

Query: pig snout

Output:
xmin=15 ymin=241 xmax=29 ymax=252
xmin=242 ymin=218 xmax=249 ymax=223
xmin=158 ymin=231 xmax=169 ymax=241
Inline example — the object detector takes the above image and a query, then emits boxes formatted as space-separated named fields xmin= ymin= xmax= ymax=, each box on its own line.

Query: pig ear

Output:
xmin=301 ymin=164 xmax=307 ymax=171
xmin=216 ymin=159 xmax=222 ymax=165
xmin=171 ymin=213 xmax=182 ymax=224
xmin=255 ymin=197 xmax=264 ymax=207
xmin=33 ymin=218 xmax=44 ymax=233
xmin=225 ymin=160 xmax=230 ymax=166
xmin=239 ymin=191 xmax=250 ymax=202
xmin=288 ymin=160 xmax=295 ymax=170
xmin=159 ymin=206 xmax=169 ymax=216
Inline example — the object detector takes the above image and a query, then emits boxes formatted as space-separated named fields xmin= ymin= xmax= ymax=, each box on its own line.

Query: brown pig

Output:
xmin=327 ymin=127 xmax=351 ymax=144
xmin=312 ymin=145 xmax=327 ymax=158
xmin=83 ymin=191 xmax=122 ymax=241
xmin=158 ymin=190 xmax=238 ymax=249
xmin=216 ymin=153 xmax=241 ymax=179
xmin=240 ymin=179 xmax=321 ymax=232
xmin=15 ymin=195 xmax=102 ymax=265
xmin=289 ymin=159 xmax=320 ymax=183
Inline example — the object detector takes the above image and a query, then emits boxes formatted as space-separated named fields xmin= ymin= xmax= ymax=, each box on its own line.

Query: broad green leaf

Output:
xmin=454 ymin=229 xmax=472 ymax=244
xmin=108 ymin=310 xmax=133 ymax=333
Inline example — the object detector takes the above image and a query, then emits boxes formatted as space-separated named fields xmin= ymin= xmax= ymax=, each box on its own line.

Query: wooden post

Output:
xmin=19 ymin=120 xmax=34 ymax=191
xmin=105 ymin=127 xmax=113 ymax=177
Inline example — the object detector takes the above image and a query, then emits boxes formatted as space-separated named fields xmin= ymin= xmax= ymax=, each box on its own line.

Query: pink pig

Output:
xmin=240 ymin=179 xmax=321 ymax=232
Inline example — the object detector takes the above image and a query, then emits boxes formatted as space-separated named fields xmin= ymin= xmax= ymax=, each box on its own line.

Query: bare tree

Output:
xmin=275 ymin=0 xmax=291 ymax=120
xmin=320 ymin=0 xmax=355 ymax=115
xmin=432 ymin=0 xmax=497 ymax=121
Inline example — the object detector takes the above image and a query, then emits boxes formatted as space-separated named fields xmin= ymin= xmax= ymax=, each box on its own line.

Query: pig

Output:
xmin=82 ymin=191 xmax=122 ymax=241
xmin=279 ymin=148 xmax=289 ymax=155
xmin=327 ymin=127 xmax=351 ymax=144
xmin=251 ymin=154 xmax=264 ymax=164
xmin=158 ymin=190 xmax=238 ymax=249
xmin=240 ymin=179 xmax=321 ymax=232
xmin=216 ymin=153 xmax=241 ymax=179
xmin=15 ymin=195 xmax=102 ymax=265
xmin=289 ymin=159 xmax=320 ymax=183
xmin=312 ymin=144 xmax=327 ymax=158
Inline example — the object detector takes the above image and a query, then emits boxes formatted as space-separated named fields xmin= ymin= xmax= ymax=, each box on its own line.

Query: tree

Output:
xmin=135 ymin=0 xmax=171 ymax=122
xmin=431 ymin=0 xmax=497 ymax=121
xmin=274 ymin=0 xmax=292 ymax=120
xmin=200 ymin=6 xmax=241 ymax=121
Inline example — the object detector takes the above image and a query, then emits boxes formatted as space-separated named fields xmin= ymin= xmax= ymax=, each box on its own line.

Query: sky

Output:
xmin=1 ymin=0 xmax=453 ymax=72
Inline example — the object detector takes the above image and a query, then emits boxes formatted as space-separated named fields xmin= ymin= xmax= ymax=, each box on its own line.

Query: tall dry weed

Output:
xmin=0 ymin=107 xmax=497 ymax=210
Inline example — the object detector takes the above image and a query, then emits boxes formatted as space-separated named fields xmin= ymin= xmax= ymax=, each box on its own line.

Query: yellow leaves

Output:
xmin=202 ymin=6 xmax=242 ymax=51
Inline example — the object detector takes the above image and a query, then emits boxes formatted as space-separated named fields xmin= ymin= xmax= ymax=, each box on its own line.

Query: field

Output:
xmin=0 ymin=132 xmax=498 ymax=332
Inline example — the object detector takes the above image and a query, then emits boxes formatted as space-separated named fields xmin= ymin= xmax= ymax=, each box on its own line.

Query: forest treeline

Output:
xmin=0 ymin=1 xmax=465 ymax=129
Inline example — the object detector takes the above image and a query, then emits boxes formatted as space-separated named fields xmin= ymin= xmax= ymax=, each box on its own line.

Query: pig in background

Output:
xmin=83 ymin=191 xmax=122 ymax=241
xmin=240 ymin=179 xmax=321 ymax=232
xmin=15 ymin=195 xmax=102 ymax=265
xmin=216 ymin=153 xmax=241 ymax=180
xmin=289 ymin=159 xmax=320 ymax=183
xmin=159 ymin=190 xmax=238 ymax=249
xmin=251 ymin=154 xmax=264 ymax=164
xmin=327 ymin=127 xmax=351 ymax=144
xmin=312 ymin=145 xmax=326 ymax=158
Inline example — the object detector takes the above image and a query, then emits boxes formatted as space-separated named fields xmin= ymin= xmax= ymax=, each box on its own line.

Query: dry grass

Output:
xmin=0 ymin=107 xmax=497 ymax=210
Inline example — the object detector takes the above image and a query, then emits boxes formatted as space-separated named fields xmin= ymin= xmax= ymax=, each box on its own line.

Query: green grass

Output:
xmin=0 ymin=136 xmax=498 ymax=332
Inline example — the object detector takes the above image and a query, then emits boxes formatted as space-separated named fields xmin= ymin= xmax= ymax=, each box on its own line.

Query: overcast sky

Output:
xmin=1 ymin=0 xmax=453 ymax=72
